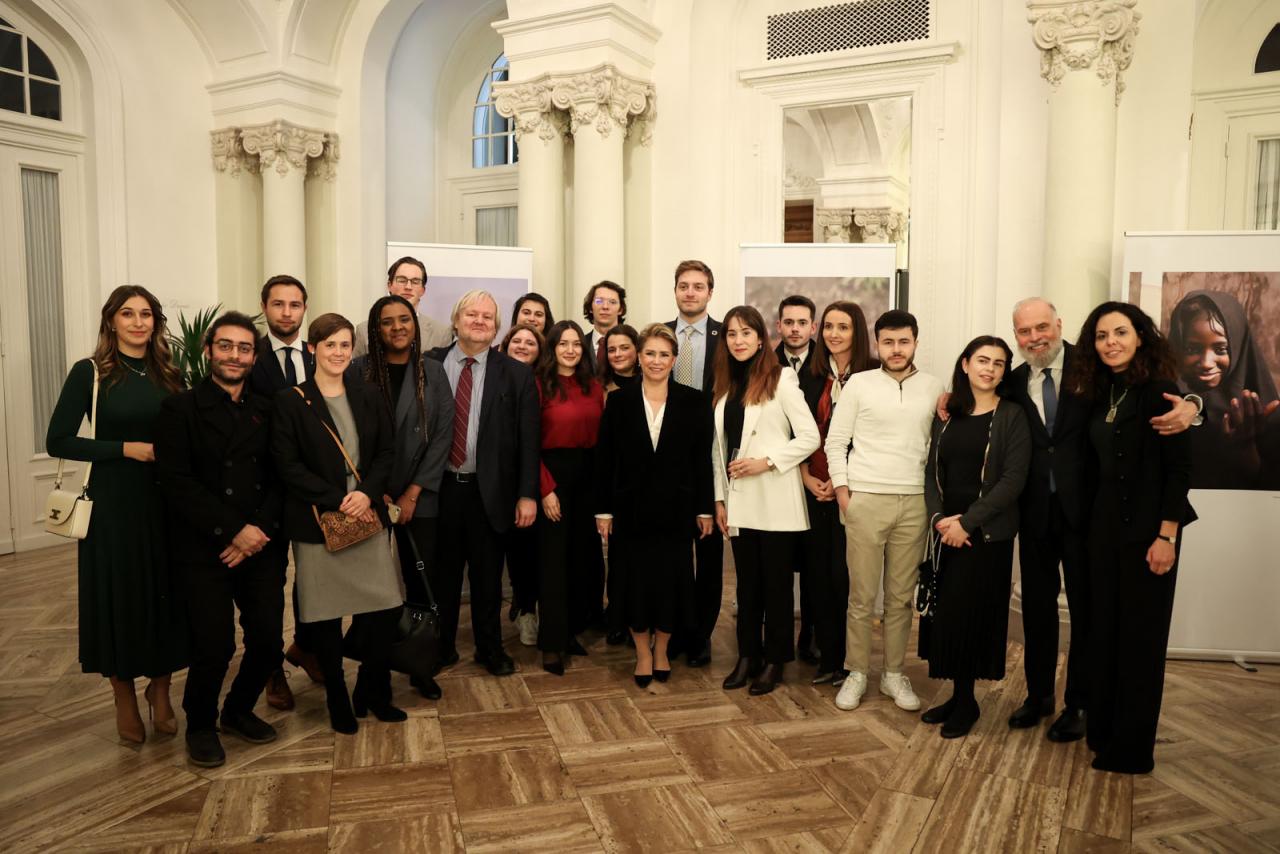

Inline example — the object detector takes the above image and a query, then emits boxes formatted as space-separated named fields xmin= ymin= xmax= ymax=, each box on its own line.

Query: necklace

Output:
xmin=1106 ymin=385 xmax=1128 ymax=423
xmin=119 ymin=358 xmax=148 ymax=378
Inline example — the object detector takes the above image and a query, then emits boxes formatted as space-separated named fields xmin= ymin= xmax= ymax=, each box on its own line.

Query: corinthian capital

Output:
xmin=853 ymin=207 xmax=907 ymax=243
xmin=494 ymin=79 xmax=568 ymax=144
xmin=550 ymin=65 xmax=653 ymax=140
xmin=1027 ymin=0 xmax=1140 ymax=101
xmin=210 ymin=127 xmax=258 ymax=176
xmin=815 ymin=208 xmax=853 ymax=243
xmin=241 ymin=120 xmax=328 ymax=177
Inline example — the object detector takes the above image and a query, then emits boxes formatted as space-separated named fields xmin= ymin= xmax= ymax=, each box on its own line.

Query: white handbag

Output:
xmin=44 ymin=365 xmax=100 ymax=540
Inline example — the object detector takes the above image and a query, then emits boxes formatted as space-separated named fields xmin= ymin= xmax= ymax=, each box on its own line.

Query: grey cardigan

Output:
xmin=924 ymin=400 xmax=1031 ymax=543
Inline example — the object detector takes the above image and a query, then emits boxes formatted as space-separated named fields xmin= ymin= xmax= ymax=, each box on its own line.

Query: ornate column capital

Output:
xmin=210 ymin=127 xmax=258 ymax=176
xmin=853 ymin=207 xmax=907 ymax=243
xmin=306 ymin=133 xmax=340 ymax=182
xmin=494 ymin=79 xmax=568 ymax=144
xmin=550 ymin=65 xmax=653 ymax=140
xmin=815 ymin=207 xmax=853 ymax=243
xmin=1027 ymin=0 xmax=1140 ymax=101
xmin=240 ymin=120 xmax=329 ymax=177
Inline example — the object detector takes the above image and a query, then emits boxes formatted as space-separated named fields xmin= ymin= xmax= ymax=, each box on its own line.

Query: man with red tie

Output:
xmin=426 ymin=290 xmax=541 ymax=676
xmin=581 ymin=281 xmax=626 ymax=375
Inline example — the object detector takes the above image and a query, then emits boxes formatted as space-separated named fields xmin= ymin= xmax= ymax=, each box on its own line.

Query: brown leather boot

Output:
xmin=264 ymin=668 xmax=295 ymax=711
xmin=285 ymin=642 xmax=325 ymax=684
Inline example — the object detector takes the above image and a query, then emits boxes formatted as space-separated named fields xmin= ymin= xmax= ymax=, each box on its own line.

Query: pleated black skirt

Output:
xmin=918 ymin=537 xmax=1014 ymax=681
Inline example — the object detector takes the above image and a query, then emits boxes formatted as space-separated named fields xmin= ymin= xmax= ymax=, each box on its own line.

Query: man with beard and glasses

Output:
xmin=156 ymin=312 xmax=286 ymax=767
xmin=1001 ymin=297 xmax=1199 ymax=742
xmin=248 ymin=274 xmax=319 ymax=710
xmin=826 ymin=309 xmax=944 ymax=715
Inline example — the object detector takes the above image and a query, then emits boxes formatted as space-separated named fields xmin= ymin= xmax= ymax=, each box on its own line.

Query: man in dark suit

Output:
xmin=665 ymin=259 xmax=723 ymax=667
xmin=426 ymin=289 xmax=540 ymax=676
xmin=155 ymin=312 xmax=285 ymax=768
xmin=247 ymin=274 xmax=317 ymax=709
xmin=581 ymin=281 xmax=625 ymax=374
xmin=1007 ymin=297 xmax=1199 ymax=741
xmin=774 ymin=294 xmax=816 ymax=375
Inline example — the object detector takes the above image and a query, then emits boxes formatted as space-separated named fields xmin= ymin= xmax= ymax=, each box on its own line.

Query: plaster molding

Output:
xmin=626 ymin=89 xmax=656 ymax=146
xmin=306 ymin=133 xmax=340 ymax=182
xmin=550 ymin=65 xmax=653 ymax=139
xmin=206 ymin=70 xmax=343 ymax=100
xmin=210 ymin=127 xmax=259 ymax=177
xmin=853 ymin=207 xmax=907 ymax=242
xmin=494 ymin=78 xmax=568 ymax=144
xmin=784 ymin=165 xmax=819 ymax=195
xmin=240 ymin=120 xmax=328 ymax=177
xmin=494 ymin=4 xmax=661 ymax=44
xmin=1027 ymin=0 xmax=1140 ymax=102
xmin=815 ymin=207 xmax=853 ymax=243
xmin=740 ymin=42 xmax=960 ymax=92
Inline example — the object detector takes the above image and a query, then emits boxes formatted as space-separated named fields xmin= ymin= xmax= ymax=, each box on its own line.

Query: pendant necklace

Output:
xmin=120 ymin=358 xmax=148 ymax=378
xmin=1106 ymin=385 xmax=1128 ymax=423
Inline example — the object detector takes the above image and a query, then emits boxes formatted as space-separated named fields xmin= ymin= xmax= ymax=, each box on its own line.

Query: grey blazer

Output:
xmin=924 ymin=400 xmax=1031 ymax=543
xmin=348 ymin=354 xmax=454 ymax=518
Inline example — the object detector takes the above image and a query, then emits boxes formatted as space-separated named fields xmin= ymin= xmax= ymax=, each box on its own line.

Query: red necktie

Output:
xmin=596 ymin=335 xmax=606 ymax=368
xmin=448 ymin=357 xmax=476 ymax=469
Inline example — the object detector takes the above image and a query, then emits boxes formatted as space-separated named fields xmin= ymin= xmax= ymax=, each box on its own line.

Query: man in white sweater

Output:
xmin=825 ymin=309 xmax=944 ymax=713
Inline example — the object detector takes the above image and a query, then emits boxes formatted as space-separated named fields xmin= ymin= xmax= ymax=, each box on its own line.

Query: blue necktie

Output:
xmin=1043 ymin=368 xmax=1057 ymax=492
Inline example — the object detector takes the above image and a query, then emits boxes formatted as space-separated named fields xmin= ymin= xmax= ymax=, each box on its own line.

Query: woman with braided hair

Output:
xmin=348 ymin=295 xmax=454 ymax=700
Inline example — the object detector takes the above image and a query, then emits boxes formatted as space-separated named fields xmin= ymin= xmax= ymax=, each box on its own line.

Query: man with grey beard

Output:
xmin=1004 ymin=298 xmax=1199 ymax=742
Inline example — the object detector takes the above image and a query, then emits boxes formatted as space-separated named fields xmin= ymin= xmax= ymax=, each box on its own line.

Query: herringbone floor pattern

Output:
xmin=0 ymin=543 xmax=1277 ymax=852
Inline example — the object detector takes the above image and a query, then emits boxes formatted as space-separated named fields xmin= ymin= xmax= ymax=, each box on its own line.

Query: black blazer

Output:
xmin=155 ymin=378 xmax=284 ymax=566
xmin=595 ymin=381 xmax=714 ymax=536
xmin=1007 ymin=343 xmax=1090 ymax=533
xmin=249 ymin=335 xmax=315 ymax=397
xmin=774 ymin=340 xmax=813 ymax=375
xmin=924 ymin=401 xmax=1031 ymax=543
xmin=664 ymin=316 xmax=722 ymax=393
xmin=271 ymin=378 xmax=395 ymax=543
xmin=426 ymin=345 xmax=540 ymax=534
xmin=347 ymin=355 xmax=454 ymax=518
xmin=1085 ymin=378 xmax=1196 ymax=547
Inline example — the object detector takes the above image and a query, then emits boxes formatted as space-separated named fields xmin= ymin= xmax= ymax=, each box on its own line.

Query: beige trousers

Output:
xmin=842 ymin=491 xmax=927 ymax=675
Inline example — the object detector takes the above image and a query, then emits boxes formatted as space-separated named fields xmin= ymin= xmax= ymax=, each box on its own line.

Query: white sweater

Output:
xmin=824 ymin=367 xmax=945 ymax=495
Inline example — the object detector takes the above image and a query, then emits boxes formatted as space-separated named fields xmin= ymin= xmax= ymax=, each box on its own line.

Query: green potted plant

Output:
xmin=168 ymin=304 xmax=222 ymax=388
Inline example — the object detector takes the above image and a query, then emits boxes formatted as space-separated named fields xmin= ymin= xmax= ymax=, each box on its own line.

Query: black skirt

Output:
xmin=615 ymin=532 xmax=694 ymax=634
xmin=918 ymin=537 xmax=1014 ymax=681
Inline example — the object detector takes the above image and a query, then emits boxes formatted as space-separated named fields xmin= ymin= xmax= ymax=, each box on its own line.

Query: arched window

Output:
xmin=0 ymin=16 xmax=61 ymax=120
xmin=1257 ymin=24 xmax=1280 ymax=74
xmin=473 ymin=54 xmax=517 ymax=168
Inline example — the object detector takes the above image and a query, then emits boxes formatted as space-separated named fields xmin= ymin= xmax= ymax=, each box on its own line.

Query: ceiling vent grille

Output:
xmin=766 ymin=0 xmax=930 ymax=61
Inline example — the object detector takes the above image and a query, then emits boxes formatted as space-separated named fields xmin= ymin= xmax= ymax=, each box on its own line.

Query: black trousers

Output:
xmin=731 ymin=528 xmax=796 ymax=664
xmin=794 ymin=531 xmax=813 ymax=650
xmin=803 ymin=494 xmax=848 ymax=673
xmin=181 ymin=553 xmax=285 ymax=731
xmin=672 ymin=527 xmax=724 ymax=654
xmin=434 ymin=477 xmax=507 ymax=659
xmin=393 ymin=516 xmax=437 ymax=606
xmin=1019 ymin=493 xmax=1090 ymax=709
xmin=537 ymin=449 xmax=603 ymax=651
xmin=505 ymin=523 xmax=539 ymax=615
xmin=302 ymin=606 xmax=399 ymax=702
xmin=1087 ymin=537 xmax=1179 ymax=772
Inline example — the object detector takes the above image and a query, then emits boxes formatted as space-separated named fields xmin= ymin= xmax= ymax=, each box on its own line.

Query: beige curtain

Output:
xmin=21 ymin=167 xmax=65 ymax=454
xmin=1257 ymin=138 xmax=1280 ymax=230
xmin=476 ymin=205 xmax=517 ymax=247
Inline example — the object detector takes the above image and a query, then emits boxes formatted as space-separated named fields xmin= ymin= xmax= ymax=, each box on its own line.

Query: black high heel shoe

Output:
xmin=543 ymin=653 xmax=565 ymax=676
xmin=351 ymin=680 xmax=407 ymax=723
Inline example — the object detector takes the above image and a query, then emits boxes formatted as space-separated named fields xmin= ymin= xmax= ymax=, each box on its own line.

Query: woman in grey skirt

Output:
xmin=273 ymin=313 xmax=405 ymax=734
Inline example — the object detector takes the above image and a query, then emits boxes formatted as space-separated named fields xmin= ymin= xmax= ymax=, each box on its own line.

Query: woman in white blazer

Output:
xmin=713 ymin=306 xmax=820 ymax=695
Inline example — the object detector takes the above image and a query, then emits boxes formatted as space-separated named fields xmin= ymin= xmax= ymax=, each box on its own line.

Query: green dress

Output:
xmin=46 ymin=356 xmax=188 ymax=679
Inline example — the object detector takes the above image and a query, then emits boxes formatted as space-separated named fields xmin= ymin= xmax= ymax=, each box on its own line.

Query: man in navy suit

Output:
xmin=426 ymin=290 xmax=540 ymax=676
xmin=665 ymin=259 xmax=723 ymax=667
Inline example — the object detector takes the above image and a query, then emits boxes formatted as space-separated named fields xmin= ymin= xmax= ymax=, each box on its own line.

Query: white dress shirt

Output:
xmin=266 ymin=330 xmax=306 ymax=383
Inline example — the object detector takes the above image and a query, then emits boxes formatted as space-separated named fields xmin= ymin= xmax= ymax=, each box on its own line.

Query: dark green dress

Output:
xmin=46 ymin=356 xmax=188 ymax=679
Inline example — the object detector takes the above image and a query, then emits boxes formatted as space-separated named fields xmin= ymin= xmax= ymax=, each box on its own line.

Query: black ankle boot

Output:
xmin=352 ymin=676 xmax=407 ymax=723
xmin=941 ymin=698 xmax=980 ymax=739
xmin=749 ymin=663 xmax=783 ymax=695
xmin=722 ymin=657 xmax=760 ymax=690
xmin=922 ymin=696 xmax=956 ymax=724
xmin=324 ymin=678 xmax=358 ymax=735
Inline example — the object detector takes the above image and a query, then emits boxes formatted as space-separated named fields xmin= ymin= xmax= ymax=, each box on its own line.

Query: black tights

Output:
xmin=302 ymin=608 xmax=399 ymax=709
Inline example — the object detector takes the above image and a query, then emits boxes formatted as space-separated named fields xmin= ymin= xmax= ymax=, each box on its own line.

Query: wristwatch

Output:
xmin=1157 ymin=533 xmax=1177 ymax=545
xmin=765 ymin=456 xmax=776 ymax=470
xmin=1184 ymin=393 xmax=1204 ymax=427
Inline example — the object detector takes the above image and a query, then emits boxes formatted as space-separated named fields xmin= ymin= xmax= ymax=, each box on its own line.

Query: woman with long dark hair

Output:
xmin=535 ymin=320 xmax=606 ymax=674
xmin=919 ymin=336 xmax=1030 ymax=737
xmin=273 ymin=313 xmax=405 ymax=733
xmin=1065 ymin=301 xmax=1195 ymax=774
xmin=46 ymin=285 xmax=188 ymax=743
xmin=511 ymin=293 xmax=555 ymax=336
xmin=713 ymin=306 xmax=820 ymax=695
xmin=600 ymin=324 xmax=640 ymax=396
xmin=499 ymin=321 xmax=544 ymax=644
xmin=799 ymin=301 xmax=876 ymax=686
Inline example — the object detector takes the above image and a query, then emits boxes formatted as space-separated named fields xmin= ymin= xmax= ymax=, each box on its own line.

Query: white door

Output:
xmin=0 ymin=144 xmax=88 ymax=552
xmin=1224 ymin=112 xmax=1280 ymax=229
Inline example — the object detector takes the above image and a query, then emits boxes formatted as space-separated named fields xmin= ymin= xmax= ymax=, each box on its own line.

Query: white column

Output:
xmin=241 ymin=120 xmax=327 ymax=281
xmin=210 ymin=128 xmax=262 ymax=310
xmin=553 ymin=66 xmax=652 ymax=310
xmin=496 ymin=79 xmax=567 ymax=312
xmin=1029 ymin=0 xmax=1141 ymax=331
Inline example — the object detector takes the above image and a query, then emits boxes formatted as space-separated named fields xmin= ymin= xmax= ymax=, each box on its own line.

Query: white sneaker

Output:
xmin=517 ymin=612 xmax=538 ymax=647
xmin=880 ymin=671 xmax=922 ymax=711
xmin=834 ymin=671 xmax=868 ymax=711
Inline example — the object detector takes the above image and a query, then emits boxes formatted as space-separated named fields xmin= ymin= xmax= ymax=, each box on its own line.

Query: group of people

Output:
xmin=48 ymin=255 xmax=1201 ymax=776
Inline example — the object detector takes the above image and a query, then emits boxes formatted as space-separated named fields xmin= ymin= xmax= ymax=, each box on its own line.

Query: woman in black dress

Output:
xmin=1065 ymin=302 xmax=1195 ymax=774
xmin=921 ymin=335 xmax=1030 ymax=738
xmin=596 ymin=324 xmax=714 ymax=685
xmin=500 ymin=322 xmax=545 ymax=645
xmin=47 ymin=285 xmax=188 ymax=744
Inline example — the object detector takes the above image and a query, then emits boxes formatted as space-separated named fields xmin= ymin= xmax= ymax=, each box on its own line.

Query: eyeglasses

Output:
xmin=213 ymin=340 xmax=255 ymax=355
xmin=393 ymin=276 xmax=425 ymax=287
xmin=593 ymin=297 xmax=620 ymax=307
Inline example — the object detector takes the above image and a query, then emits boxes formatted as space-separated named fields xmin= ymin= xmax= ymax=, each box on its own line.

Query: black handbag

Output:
xmin=343 ymin=529 xmax=440 ymax=681
xmin=916 ymin=528 xmax=941 ymax=615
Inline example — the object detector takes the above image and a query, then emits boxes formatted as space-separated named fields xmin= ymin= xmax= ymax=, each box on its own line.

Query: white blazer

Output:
xmin=712 ymin=366 xmax=820 ymax=532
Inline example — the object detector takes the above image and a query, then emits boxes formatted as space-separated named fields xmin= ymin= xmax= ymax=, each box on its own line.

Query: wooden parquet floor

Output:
xmin=0 ymin=544 xmax=1278 ymax=853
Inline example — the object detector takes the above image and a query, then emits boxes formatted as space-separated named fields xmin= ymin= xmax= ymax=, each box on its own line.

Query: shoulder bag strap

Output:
xmin=292 ymin=386 xmax=362 ymax=485
xmin=55 ymin=362 xmax=100 ymax=495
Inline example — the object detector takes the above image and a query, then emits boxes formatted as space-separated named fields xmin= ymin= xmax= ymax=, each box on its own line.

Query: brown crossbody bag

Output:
xmin=293 ymin=387 xmax=384 ymax=552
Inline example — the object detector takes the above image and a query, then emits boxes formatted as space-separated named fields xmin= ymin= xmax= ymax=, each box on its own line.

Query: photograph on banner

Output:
xmin=386 ymin=242 xmax=532 ymax=333
xmin=1127 ymin=270 xmax=1280 ymax=490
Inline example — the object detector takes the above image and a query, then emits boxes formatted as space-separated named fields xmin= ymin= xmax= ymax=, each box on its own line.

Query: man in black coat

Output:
xmin=426 ymin=290 xmax=540 ymax=676
xmin=155 ymin=312 xmax=285 ymax=768
xmin=1006 ymin=298 xmax=1199 ymax=742
xmin=665 ymin=259 xmax=723 ymax=667
xmin=581 ymin=280 xmax=625 ymax=374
